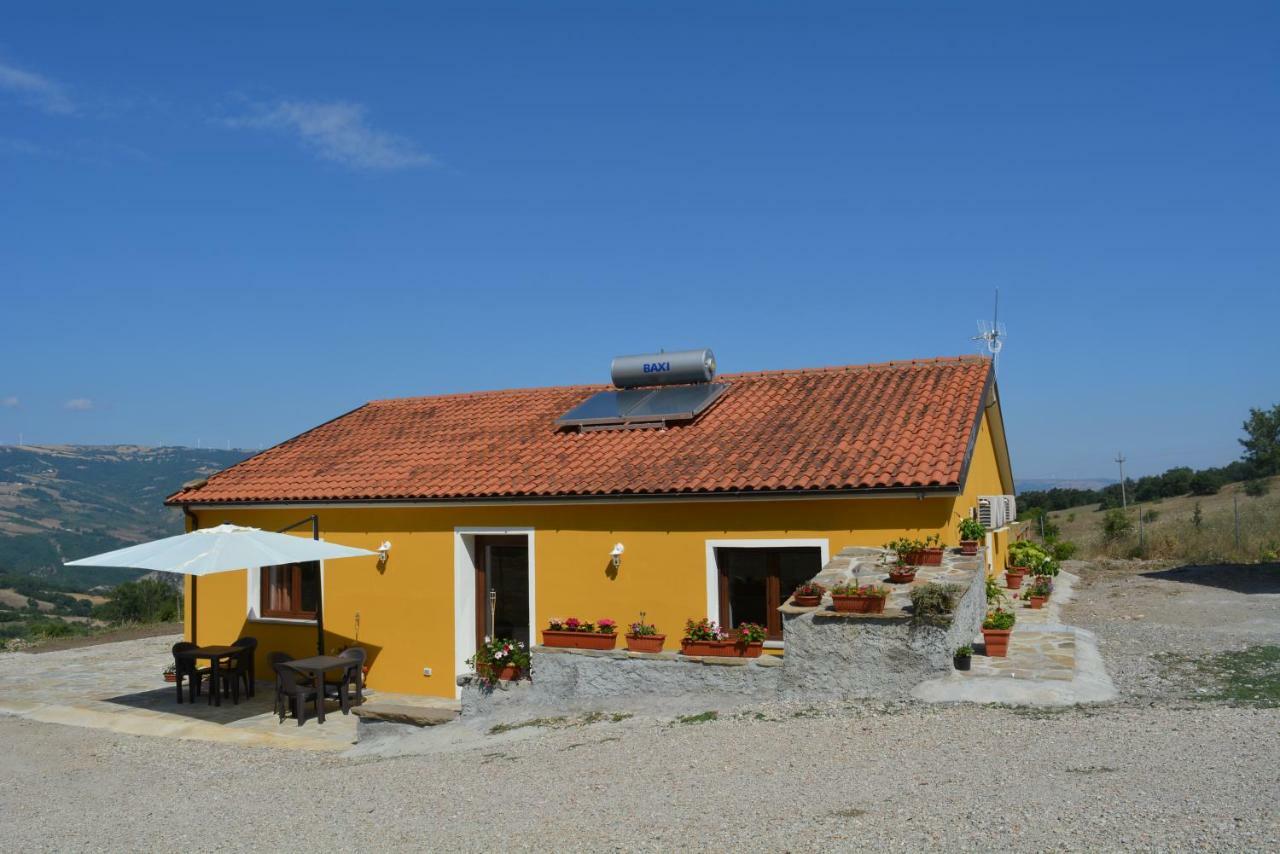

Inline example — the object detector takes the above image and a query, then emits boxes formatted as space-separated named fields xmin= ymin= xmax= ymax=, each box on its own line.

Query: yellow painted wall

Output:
xmin=182 ymin=407 xmax=1014 ymax=698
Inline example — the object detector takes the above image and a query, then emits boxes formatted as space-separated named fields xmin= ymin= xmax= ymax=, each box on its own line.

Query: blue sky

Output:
xmin=2 ymin=2 xmax=1277 ymax=480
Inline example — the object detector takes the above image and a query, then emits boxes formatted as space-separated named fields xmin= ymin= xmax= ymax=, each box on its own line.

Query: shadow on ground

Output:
xmin=1141 ymin=563 xmax=1280 ymax=595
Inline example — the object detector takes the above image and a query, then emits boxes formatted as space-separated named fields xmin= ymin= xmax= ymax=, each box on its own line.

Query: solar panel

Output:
xmin=556 ymin=383 xmax=727 ymax=429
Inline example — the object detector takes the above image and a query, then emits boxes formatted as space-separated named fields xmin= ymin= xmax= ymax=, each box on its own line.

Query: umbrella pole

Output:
xmin=191 ymin=575 xmax=198 ymax=645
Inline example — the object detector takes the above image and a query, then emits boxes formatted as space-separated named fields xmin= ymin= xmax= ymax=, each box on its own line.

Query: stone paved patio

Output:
xmin=959 ymin=569 xmax=1080 ymax=681
xmin=0 ymin=634 xmax=458 ymax=751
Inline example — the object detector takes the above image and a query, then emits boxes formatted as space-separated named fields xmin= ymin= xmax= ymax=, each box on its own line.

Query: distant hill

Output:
xmin=1016 ymin=478 xmax=1115 ymax=493
xmin=0 ymin=445 xmax=250 ymax=589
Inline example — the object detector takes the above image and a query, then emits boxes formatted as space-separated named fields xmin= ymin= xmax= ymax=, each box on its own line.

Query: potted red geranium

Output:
xmin=625 ymin=613 xmax=665 ymax=653
xmin=467 ymin=637 xmax=530 ymax=685
xmin=790 ymin=582 xmax=826 ymax=607
xmin=830 ymin=581 xmax=889 ymax=614
xmin=542 ymin=617 xmax=618 ymax=650
xmin=733 ymin=622 xmax=767 ymax=658
xmin=680 ymin=617 xmax=732 ymax=656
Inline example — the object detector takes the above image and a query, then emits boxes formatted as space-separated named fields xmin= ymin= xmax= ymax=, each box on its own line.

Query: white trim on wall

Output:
xmin=703 ymin=538 xmax=830 ymax=628
xmin=453 ymin=526 xmax=536 ymax=699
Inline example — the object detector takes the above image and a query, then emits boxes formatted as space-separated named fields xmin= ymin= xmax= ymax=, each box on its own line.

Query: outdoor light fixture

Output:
xmin=377 ymin=541 xmax=392 ymax=561
xmin=610 ymin=542 xmax=625 ymax=569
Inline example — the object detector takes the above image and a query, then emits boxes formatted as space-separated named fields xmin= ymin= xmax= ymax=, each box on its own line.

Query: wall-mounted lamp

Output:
xmin=610 ymin=542 xmax=625 ymax=570
xmin=377 ymin=541 xmax=392 ymax=562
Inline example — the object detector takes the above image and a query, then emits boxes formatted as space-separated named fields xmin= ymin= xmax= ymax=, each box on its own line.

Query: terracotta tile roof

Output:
xmin=167 ymin=356 xmax=994 ymax=505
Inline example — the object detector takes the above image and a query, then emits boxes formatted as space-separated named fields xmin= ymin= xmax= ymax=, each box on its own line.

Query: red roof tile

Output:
xmin=166 ymin=356 xmax=994 ymax=505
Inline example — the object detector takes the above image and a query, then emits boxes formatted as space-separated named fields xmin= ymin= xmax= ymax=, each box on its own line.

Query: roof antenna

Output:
xmin=973 ymin=288 xmax=1006 ymax=375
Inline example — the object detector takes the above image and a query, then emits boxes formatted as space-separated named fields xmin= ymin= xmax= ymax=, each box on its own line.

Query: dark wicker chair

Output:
xmin=269 ymin=652 xmax=318 ymax=727
xmin=171 ymin=641 xmax=210 ymax=704
xmin=323 ymin=647 xmax=366 ymax=713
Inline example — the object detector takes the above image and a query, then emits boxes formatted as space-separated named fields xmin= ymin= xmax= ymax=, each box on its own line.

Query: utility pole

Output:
xmin=1114 ymin=453 xmax=1128 ymax=509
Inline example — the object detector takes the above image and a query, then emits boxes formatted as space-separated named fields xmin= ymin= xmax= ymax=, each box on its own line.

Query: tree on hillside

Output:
xmin=92 ymin=579 xmax=180 ymax=624
xmin=1240 ymin=404 xmax=1280 ymax=477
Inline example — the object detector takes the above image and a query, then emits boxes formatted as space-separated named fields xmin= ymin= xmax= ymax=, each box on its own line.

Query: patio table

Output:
xmin=173 ymin=645 xmax=242 ymax=707
xmin=284 ymin=655 xmax=352 ymax=724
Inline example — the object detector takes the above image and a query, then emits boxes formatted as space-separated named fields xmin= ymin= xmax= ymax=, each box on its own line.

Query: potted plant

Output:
xmin=958 ymin=517 xmax=986 ymax=555
xmin=981 ymin=609 xmax=1016 ymax=657
xmin=1007 ymin=540 xmax=1051 ymax=590
xmin=467 ymin=637 xmax=530 ymax=685
xmin=625 ymin=613 xmax=665 ymax=653
xmin=542 ymin=617 xmax=618 ymax=650
xmin=884 ymin=538 xmax=922 ymax=583
xmin=830 ymin=581 xmax=890 ymax=614
xmin=1004 ymin=565 xmax=1028 ymax=590
xmin=953 ymin=644 xmax=973 ymax=671
xmin=733 ymin=622 xmax=767 ymax=658
xmin=1025 ymin=579 xmax=1052 ymax=609
xmin=680 ymin=617 xmax=732 ymax=656
xmin=921 ymin=534 xmax=944 ymax=566
xmin=163 ymin=663 xmax=177 ymax=683
xmin=790 ymin=581 xmax=826 ymax=607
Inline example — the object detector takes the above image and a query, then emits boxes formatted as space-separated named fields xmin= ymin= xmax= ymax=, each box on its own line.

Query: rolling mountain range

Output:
xmin=0 ymin=445 xmax=250 ymax=589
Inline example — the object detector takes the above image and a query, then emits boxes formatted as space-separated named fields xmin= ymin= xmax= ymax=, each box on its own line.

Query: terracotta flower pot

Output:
xmin=483 ymin=663 xmax=524 ymax=682
xmin=542 ymin=630 xmax=618 ymax=650
xmin=1028 ymin=595 xmax=1047 ymax=609
xmin=1005 ymin=568 xmax=1027 ymax=590
xmin=960 ymin=540 xmax=979 ymax=556
xmin=680 ymin=639 xmax=763 ymax=658
xmin=888 ymin=569 xmax=917 ymax=584
xmin=163 ymin=672 xmax=177 ymax=683
xmin=922 ymin=548 xmax=944 ymax=566
xmin=953 ymin=655 xmax=972 ymax=671
xmin=831 ymin=593 xmax=887 ymax=614
xmin=904 ymin=550 xmax=925 ymax=566
xmin=982 ymin=628 xmax=1012 ymax=657
xmin=791 ymin=594 xmax=822 ymax=607
xmin=625 ymin=633 xmax=666 ymax=653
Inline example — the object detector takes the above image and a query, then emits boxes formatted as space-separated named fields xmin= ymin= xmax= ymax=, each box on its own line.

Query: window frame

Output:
xmin=704 ymin=539 xmax=829 ymax=645
xmin=259 ymin=561 xmax=320 ymax=621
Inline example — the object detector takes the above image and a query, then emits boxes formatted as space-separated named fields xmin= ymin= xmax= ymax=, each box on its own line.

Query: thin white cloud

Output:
xmin=224 ymin=100 xmax=432 ymax=171
xmin=0 ymin=61 xmax=75 ymax=116
xmin=63 ymin=398 xmax=94 ymax=411
xmin=1 ymin=396 xmax=18 ymax=408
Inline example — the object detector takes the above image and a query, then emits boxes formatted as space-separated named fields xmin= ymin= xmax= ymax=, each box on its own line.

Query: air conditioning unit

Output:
xmin=978 ymin=495 xmax=1010 ymax=530
xmin=1001 ymin=495 xmax=1017 ymax=524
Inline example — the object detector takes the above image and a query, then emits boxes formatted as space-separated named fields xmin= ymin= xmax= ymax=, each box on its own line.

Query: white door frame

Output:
xmin=453 ymin=527 xmax=536 ymax=697
xmin=704 ymin=538 xmax=829 ymax=644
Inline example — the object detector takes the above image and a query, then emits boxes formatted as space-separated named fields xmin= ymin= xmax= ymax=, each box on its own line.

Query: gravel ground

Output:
xmin=0 ymin=561 xmax=1276 ymax=852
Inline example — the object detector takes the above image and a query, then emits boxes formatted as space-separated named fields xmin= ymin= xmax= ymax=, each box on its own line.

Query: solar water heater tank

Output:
xmin=610 ymin=348 xmax=716 ymax=389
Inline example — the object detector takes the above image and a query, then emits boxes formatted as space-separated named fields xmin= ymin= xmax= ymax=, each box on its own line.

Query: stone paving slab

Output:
xmin=963 ymin=630 xmax=1076 ymax=681
xmin=0 ymin=634 xmax=457 ymax=752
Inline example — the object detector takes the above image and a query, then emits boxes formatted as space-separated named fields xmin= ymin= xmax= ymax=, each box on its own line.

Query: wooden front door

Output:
xmin=474 ymin=535 xmax=530 ymax=650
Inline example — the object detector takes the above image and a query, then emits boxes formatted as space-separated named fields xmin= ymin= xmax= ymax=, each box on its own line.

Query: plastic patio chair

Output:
xmin=323 ymin=647 xmax=367 ymax=713
xmin=269 ymin=652 xmax=319 ymax=727
xmin=171 ymin=641 xmax=211 ymax=704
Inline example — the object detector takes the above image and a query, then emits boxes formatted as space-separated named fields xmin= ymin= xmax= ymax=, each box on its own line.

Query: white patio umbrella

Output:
xmin=65 ymin=523 xmax=379 ymax=653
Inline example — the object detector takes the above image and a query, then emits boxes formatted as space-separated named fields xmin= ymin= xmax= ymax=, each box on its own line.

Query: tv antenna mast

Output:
xmin=973 ymin=288 xmax=1007 ymax=373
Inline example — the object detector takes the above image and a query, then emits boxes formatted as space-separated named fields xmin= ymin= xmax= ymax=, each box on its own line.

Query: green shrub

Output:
xmin=1101 ymin=509 xmax=1133 ymax=541
xmin=910 ymin=582 xmax=961 ymax=624
xmin=91 ymin=579 xmax=180 ymax=624
xmin=1244 ymin=479 xmax=1271 ymax=498
xmin=1051 ymin=540 xmax=1078 ymax=561
xmin=1142 ymin=509 xmax=1160 ymax=523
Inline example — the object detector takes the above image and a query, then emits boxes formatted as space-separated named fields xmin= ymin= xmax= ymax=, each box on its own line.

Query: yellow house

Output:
xmin=167 ymin=354 xmax=1014 ymax=699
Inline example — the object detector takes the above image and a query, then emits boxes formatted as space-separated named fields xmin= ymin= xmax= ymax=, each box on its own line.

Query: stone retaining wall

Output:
xmin=458 ymin=547 xmax=985 ymax=715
